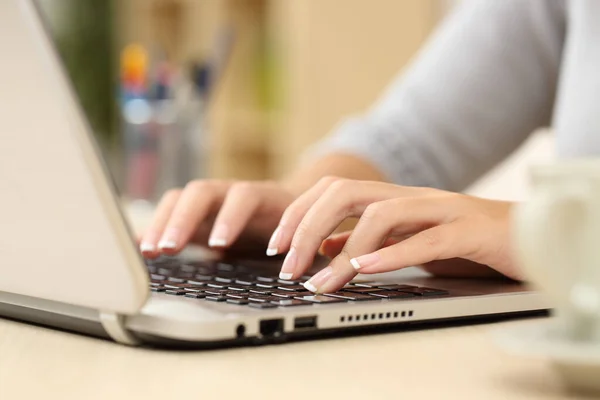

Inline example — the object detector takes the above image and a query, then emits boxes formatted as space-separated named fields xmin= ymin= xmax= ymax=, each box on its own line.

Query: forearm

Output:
xmin=281 ymin=153 xmax=386 ymax=198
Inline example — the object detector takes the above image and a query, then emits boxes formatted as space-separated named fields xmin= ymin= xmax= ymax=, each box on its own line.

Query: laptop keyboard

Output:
xmin=145 ymin=258 xmax=449 ymax=309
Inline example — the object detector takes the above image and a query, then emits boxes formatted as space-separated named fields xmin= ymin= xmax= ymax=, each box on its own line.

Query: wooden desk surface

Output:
xmin=0 ymin=316 xmax=585 ymax=400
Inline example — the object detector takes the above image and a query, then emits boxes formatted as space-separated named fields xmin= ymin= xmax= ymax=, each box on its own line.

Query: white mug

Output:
xmin=514 ymin=159 xmax=600 ymax=342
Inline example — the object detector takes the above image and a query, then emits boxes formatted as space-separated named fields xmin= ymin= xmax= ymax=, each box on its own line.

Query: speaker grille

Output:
xmin=339 ymin=309 xmax=414 ymax=323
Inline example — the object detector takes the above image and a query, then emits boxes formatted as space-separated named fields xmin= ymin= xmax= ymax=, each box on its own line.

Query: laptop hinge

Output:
xmin=99 ymin=311 xmax=140 ymax=346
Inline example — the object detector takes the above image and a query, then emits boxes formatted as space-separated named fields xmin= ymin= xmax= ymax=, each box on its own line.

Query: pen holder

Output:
xmin=120 ymin=95 xmax=207 ymax=203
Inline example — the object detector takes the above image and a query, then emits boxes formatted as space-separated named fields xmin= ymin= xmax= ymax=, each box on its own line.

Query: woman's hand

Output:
xmin=139 ymin=180 xmax=295 ymax=258
xmin=267 ymin=177 xmax=522 ymax=293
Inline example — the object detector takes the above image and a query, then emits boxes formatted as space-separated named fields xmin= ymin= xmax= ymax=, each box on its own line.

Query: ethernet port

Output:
xmin=259 ymin=318 xmax=284 ymax=337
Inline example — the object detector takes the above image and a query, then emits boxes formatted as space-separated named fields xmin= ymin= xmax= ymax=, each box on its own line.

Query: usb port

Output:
xmin=294 ymin=316 xmax=317 ymax=330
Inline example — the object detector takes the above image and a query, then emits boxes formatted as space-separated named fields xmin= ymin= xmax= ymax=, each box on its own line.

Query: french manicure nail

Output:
xmin=158 ymin=228 xmax=180 ymax=249
xmin=304 ymin=266 xmax=333 ymax=293
xmin=279 ymin=272 xmax=293 ymax=280
xmin=140 ymin=242 xmax=156 ymax=252
xmin=350 ymin=253 xmax=380 ymax=270
xmin=208 ymin=224 xmax=228 ymax=247
xmin=266 ymin=226 xmax=281 ymax=256
xmin=280 ymin=247 xmax=297 ymax=276
xmin=303 ymin=280 xmax=318 ymax=293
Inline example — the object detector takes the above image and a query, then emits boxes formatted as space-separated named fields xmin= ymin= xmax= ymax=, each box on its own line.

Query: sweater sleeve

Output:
xmin=303 ymin=0 xmax=565 ymax=191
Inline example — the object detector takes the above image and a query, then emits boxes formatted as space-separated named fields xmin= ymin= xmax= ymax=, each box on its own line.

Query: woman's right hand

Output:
xmin=139 ymin=180 xmax=296 ymax=258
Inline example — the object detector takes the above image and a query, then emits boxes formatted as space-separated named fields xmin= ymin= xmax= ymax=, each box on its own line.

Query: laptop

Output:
xmin=0 ymin=0 xmax=548 ymax=348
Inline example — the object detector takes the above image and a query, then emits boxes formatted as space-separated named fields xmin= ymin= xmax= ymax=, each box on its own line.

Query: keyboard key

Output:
xmin=351 ymin=281 xmax=387 ymax=288
xmin=186 ymin=280 xmax=209 ymax=286
xmin=248 ymin=295 xmax=275 ymax=303
xmin=157 ymin=267 xmax=174 ymax=276
xmin=226 ymin=299 xmax=249 ymax=305
xmin=184 ymin=292 xmax=207 ymax=299
xmin=249 ymin=289 xmax=273 ymax=295
xmin=227 ymin=286 xmax=248 ymax=292
xmin=175 ymin=271 xmax=194 ymax=279
xmin=179 ymin=264 xmax=197 ymax=273
xmin=206 ymin=282 xmax=228 ymax=289
xmin=256 ymin=276 xmax=276 ymax=282
xmin=194 ymin=274 xmax=214 ymax=281
xmin=271 ymin=291 xmax=299 ymax=298
xmin=255 ymin=282 xmax=277 ymax=289
xmin=217 ymin=263 xmax=236 ymax=272
xmin=204 ymin=289 xmax=233 ymax=296
xmin=367 ymin=291 xmax=416 ymax=299
xmin=183 ymin=287 xmax=205 ymax=292
xmin=226 ymin=292 xmax=250 ymax=299
xmin=150 ymin=280 xmax=163 ymax=287
xmin=205 ymin=295 xmax=227 ymax=302
xmin=277 ymin=278 xmax=300 ymax=285
xmin=234 ymin=276 xmax=255 ymax=286
xmin=195 ymin=267 xmax=215 ymax=275
xmin=153 ymin=258 xmax=179 ymax=268
xmin=324 ymin=292 xmax=381 ymax=301
xmin=147 ymin=265 xmax=157 ymax=274
xmin=294 ymin=295 xmax=346 ymax=304
xmin=150 ymin=274 xmax=166 ymax=281
xmin=214 ymin=276 xmax=233 ymax=283
xmin=249 ymin=302 xmax=278 ymax=309
xmin=167 ymin=277 xmax=186 ymax=283
xmin=163 ymin=283 xmax=201 ymax=289
xmin=270 ymin=299 xmax=311 ymax=307
xmin=340 ymin=287 xmax=384 ymax=294
xmin=165 ymin=289 xmax=187 ymax=296
xmin=276 ymin=285 xmax=308 ymax=292
xmin=150 ymin=286 xmax=166 ymax=292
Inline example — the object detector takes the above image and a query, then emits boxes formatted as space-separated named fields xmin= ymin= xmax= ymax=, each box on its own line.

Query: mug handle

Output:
xmin=513 ymin=182 xmax=596 ymax=338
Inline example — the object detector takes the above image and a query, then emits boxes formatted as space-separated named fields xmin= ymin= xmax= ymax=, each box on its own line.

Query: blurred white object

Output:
xmin=497 ymin=158 xmax=600 ymax=395
xmin=514 ymin=159 xmax=600 ymax=341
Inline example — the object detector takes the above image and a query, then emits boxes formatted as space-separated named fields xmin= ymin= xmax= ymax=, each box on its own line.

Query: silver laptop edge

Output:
xmin=0 ymin=0 xmax=549 ymax=347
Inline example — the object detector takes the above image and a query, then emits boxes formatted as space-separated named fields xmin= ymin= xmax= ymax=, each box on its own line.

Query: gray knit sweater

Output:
xmin=308 ymin=0 xmax=600 ymax=191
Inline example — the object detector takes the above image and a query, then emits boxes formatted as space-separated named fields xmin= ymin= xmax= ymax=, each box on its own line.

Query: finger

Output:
xmin=267 ymin=176 xmax=339 ymax=260
xmin=319 ymin=231 xmax=352 ymax=257
xmin=305 ymin=197 xmax=452 ymax=293
xmin=139 ymin=189 xmax=182 ymax=258
xmin=319 ymin=231 xmax=399 ymax=259
xmin=282 ymin=180 xmax=423 ymax=280
xmin=351 ymin=222 xmax=470 ymax=274
xmin=157 ymin=181 xmax=228 ymax=255
xmin=207 ymin=182 xmax=263 ymax=249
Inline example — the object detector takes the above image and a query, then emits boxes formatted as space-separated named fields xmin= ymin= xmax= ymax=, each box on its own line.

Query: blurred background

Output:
xmin=37 ymin=0 xmax=553 ymax=206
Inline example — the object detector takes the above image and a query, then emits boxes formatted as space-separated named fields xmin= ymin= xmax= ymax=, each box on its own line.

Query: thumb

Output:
xmin=319 ymin=231 xmax=353 ymax=258
xmin=319 ymin=231 xmax=400 ymax=259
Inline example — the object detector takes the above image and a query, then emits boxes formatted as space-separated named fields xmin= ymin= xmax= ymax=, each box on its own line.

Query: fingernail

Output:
xmin=304 ymin=266 xmax=333 ymax=293
xmin=208 ymin=224 xmax=228 ymax=247
xmin=350 ymin=253 xmax=380 ymax=270
xmin=140 ymin=242 xmax=156 ymax=253
xmin=266 ymin=226 xmax=281 ymax=256
xmin=158 ymin=228 xmax=179 ymax=249
xmin=280 ymin=247 xmax=297 ymax=277
xmin=279 ymin=272 xmax=293 ymax=280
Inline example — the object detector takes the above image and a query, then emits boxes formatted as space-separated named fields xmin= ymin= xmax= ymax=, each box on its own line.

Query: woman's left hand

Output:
xmin=266 ymin=177 xmax=523 ymax=293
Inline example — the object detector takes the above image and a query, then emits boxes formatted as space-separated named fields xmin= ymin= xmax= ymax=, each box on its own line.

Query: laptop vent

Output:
xmin=339 ymin=310 xmax=413 ymax=323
